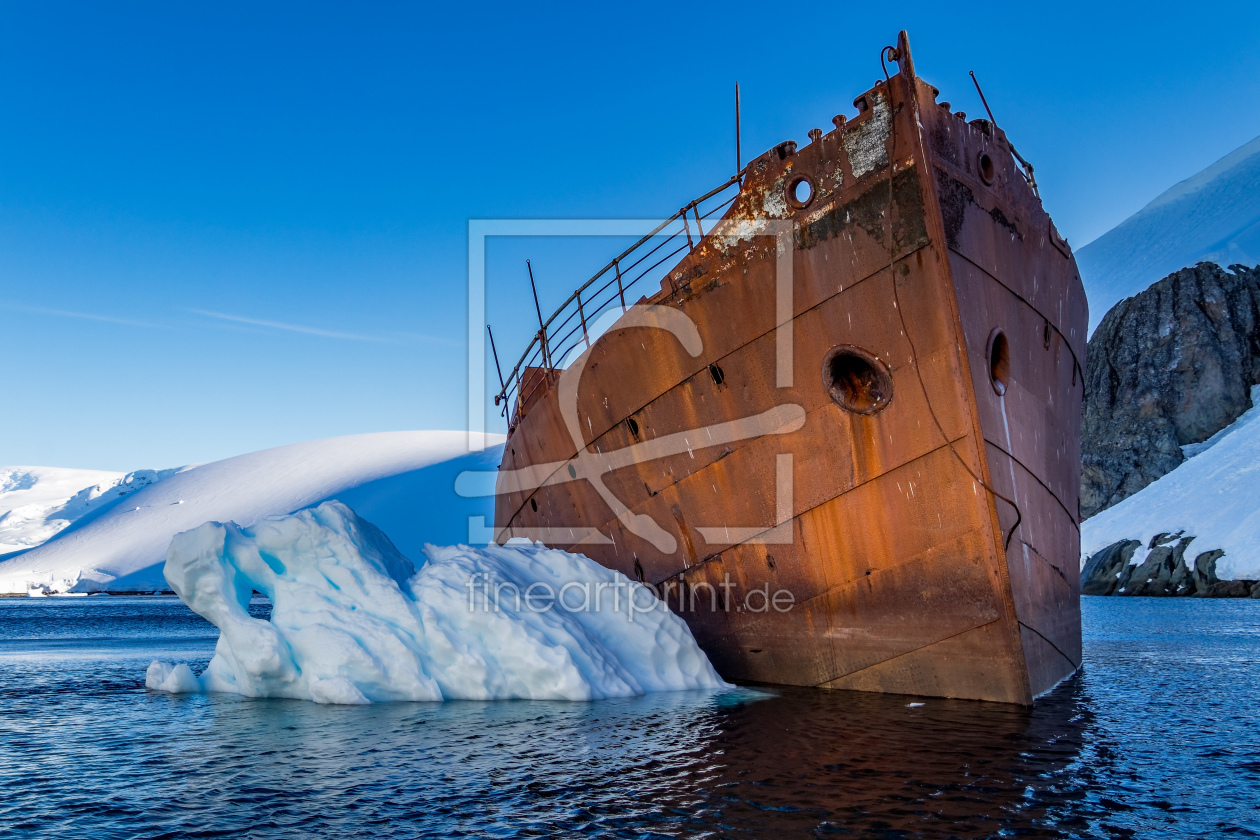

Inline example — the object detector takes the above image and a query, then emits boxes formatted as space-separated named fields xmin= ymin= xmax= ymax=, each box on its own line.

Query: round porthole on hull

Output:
xmin=787 ymin=175 xmax=815 ymax=209
xmin=978 ymin=151 xmax=995 ymax=185
xmin=822 ymin=345 xmax=893 ymax=415
xmin=987 ymin=328 xmax=1010 ymax=396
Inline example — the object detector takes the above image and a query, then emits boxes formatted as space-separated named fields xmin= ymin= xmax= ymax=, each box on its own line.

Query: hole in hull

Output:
xmin=822 ymin=345 xmax=894 ymax=415
xmin=787 ymin=175 xmax=815 ymax=209
xmin=978 ymin=152 xmax=995 ymax=185
xmin=988 ymin=328 xmax=1010 ymax=396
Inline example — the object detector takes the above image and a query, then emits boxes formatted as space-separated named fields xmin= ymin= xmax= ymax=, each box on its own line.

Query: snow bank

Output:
xmin=0 ymin=432 xmax=503 ymax=593
xmin=147 ymin=501 xmax=726 ymax=703
xmin=1082 ymin=385 xmax=1260 ymax=580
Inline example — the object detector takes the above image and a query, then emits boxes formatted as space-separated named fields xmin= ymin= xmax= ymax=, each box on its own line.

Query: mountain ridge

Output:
xmin=1077 ymin=134 xmax=1260 ymax=333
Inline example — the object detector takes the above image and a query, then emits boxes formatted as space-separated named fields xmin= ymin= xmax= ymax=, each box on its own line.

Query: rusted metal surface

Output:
xmin=494 ymin=30 xmax=1085 ymax=705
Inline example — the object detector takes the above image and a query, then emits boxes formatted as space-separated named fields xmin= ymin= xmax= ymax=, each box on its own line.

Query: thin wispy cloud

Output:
xmin=1 ymin=302 xmax=167 ymax=330
xmin=189 ymin=309 xmax=389 ymax=343
xmin=390 ymin=331 xmax=462 ymax=347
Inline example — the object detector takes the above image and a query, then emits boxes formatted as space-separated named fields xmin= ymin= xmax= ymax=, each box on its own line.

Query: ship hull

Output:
xmin=494 ymin=43 xmax=1086 ymax=705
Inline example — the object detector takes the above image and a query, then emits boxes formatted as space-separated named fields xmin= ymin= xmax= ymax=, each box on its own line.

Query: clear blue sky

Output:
xmin=3 ymin=1 xmax=1258 ymax=471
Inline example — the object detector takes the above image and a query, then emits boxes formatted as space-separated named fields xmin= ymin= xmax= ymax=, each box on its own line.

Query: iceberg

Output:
xmin=146 ymin=501 xmax=727 ymax=704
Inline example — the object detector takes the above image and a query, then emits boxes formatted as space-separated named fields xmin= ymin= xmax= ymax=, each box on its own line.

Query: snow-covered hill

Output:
xmin=1077 ymin=134 xmax=1260 ymax=333
xmin=0 ymin=466 xmax=183 ymax=557
xmin=0 ymin=432 xmax=504 ymax=593
xmin=1082 ymin=385 xmax=1260 ymax=582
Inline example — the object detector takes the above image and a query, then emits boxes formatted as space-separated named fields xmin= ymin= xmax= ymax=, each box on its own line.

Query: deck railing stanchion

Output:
xmin=615 ymin=259 xmax=626 ymax=312
xmin=576 ymin=292 xmax=590 ymax=348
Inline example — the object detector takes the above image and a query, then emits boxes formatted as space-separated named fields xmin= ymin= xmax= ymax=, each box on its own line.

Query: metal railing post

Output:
xmin=576 ymin=292 xmax=590 ymax=348
xmin=615 ymin=259 xmax=626 ymax=312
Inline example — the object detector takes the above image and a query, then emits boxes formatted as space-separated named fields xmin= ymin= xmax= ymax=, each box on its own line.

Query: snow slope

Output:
xmin=0 ymin=432 xmax=504 ymax=593
xmin=0 ymin=466 xmax=181 ymax=557
xmin=1082 ymin=385 xmax=1260 ymax=581
xmin=147 ymin=501 xmax=726 ymax=703
xmin=1077 ymin=134 xmax=1260 ymax=333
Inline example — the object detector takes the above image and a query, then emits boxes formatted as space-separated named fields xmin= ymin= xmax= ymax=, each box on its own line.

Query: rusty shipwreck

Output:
xmin=490 ymin=31 xmax=1086 ymax=705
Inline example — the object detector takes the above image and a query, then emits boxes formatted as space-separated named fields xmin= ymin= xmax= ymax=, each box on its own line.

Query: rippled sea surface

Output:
xmin=1 ymin=596 xmax=1258 ymax=838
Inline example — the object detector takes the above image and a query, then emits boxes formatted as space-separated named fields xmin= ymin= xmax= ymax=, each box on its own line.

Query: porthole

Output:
xmin=626 ymin=416 xmax=640 ymax=438
xmin=988 ymin=328 xmax=1010 ymax=396
xmin=787 ymin=175 xmax=815 ymax=209
xmin=530 ymin=497 xmax=538 ymax=512
xmin=567 ymin=463 xmax=577 ymax=478
xmin=978 ymin=151 xmax=995 ymax=185
xmin=822 ymin=345 xmax=893 ymax=415
xmin=708 ymin=363 xmax=725 ymax=386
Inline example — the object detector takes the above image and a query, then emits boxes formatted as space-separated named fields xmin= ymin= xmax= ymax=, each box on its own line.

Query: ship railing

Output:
xmin=497 ymin=173 xmax=742 ymax=431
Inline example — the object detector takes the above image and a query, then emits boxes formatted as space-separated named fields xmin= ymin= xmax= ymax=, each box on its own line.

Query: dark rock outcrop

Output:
xmin=1082 ymin=262 xmax=1260 ymax=518
xmin=1081 ymin=533 xmax=1258 ymax=597
xmin=1203 ymin=579 xmax=1260 ymax=598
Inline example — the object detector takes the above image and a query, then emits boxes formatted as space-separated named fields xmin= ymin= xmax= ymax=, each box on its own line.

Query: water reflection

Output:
xmin=1 ymin=597 xmax=1257 ymax=838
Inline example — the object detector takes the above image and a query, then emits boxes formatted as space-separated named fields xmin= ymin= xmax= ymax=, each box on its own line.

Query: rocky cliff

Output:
xmin=1081 ymin=262 xmax=1260 ymax=519
xmin=1080 ymin=532 xmax=1259 ymax=598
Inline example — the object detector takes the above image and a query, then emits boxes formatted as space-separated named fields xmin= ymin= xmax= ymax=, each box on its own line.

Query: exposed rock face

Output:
xmin=1081 ymin=533 xmax=1259 ymax=597
xmin=1081 ymin=262 xmax=1260 ymax=518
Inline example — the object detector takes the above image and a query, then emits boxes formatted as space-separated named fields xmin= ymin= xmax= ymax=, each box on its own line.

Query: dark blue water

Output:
xmin=1 ymin=596 xmax=1257 ymax=838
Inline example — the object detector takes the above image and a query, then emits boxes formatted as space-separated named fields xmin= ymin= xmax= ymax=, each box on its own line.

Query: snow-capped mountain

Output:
xmin=1077 ymin=134 xmax=1260 ymax=333
xmin=0 ymin=431 xmax=504 ymax=593
xmin=0 ymin=466 xmax=184 ymax=557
